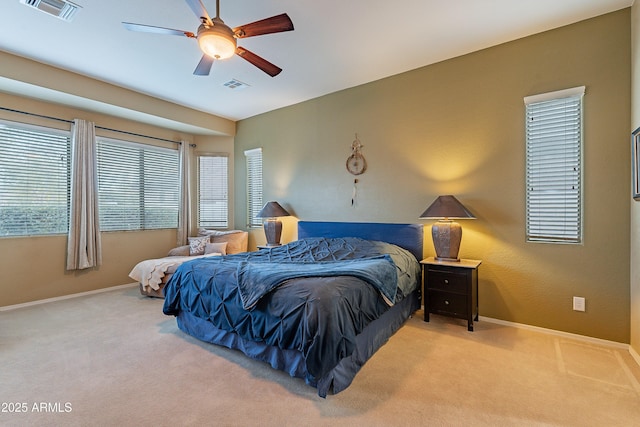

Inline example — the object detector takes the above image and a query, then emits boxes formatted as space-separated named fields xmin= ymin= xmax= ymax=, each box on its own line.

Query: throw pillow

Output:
xmin=188 ymin=236 xmax=210 ymax=255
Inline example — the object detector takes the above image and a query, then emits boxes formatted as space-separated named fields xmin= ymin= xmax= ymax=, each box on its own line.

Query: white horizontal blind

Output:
xmin=198 ymin=154 xmax=228 ymax=228
xmin=97 ymin=138 xmax=179 ymax=231
xmin=0 ymin=119 xmax=70 ymax=236
xmin=245 ymin=148 xmax=263 ymax=227
xmin=525 ymin=87 xmax=584 ymax=243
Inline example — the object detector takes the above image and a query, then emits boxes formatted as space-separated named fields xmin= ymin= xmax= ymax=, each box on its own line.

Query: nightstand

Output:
xmin=421 ymin=257 xmax=481 ymax=331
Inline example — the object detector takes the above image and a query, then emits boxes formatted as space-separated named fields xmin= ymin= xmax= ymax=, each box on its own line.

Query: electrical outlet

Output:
xmin=573 ymin=296 xmax=585 ymax=312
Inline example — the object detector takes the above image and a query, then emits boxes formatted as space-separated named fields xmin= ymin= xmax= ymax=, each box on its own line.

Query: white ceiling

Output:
xmin=0 ymin=0 xmax=634 ymax=128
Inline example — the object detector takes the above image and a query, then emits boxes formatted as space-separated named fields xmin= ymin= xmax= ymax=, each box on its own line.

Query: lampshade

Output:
xmin=257 ymin=201 xmax=290 ymax=219
xmin=419 ymin=195 xmax=475 ymax=220
xmin=257 ymin=201 xmax=290 ymax=247
xmin=197 ymin=21 xmax=237 ymax=59
xmin=420 ymin=195 xmax=475 ymax=262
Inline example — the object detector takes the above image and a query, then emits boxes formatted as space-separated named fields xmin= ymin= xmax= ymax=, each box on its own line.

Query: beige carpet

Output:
xmin=1 ymin=286 xmax=639 ymax=427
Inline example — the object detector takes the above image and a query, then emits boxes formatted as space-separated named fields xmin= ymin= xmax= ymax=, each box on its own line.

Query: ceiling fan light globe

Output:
xmin=198 ymin=27 xmax=236 ymax=60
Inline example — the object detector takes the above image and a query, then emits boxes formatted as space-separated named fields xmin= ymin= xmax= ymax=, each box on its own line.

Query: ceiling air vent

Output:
xmin=20 ymin=0 xmax=81 ymax=22
xmin=223 ymin=79 xmax=250 ymax=91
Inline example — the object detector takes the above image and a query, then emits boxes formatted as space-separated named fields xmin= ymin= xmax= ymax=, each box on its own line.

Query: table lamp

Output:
xmin=257 ymin=201 xmax=290 ymax=247
xmin=419 ymin=195 xmax=475 ymax=261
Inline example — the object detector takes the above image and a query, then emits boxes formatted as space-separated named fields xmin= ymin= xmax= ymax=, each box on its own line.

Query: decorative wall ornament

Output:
xmin=346 ymin=133 xmax=366 ymax=176
xmin=346 ymin=133 xmax=366 ymax=206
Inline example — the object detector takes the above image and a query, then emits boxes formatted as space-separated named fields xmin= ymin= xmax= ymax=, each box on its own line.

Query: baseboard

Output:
xmin=420 ymin=306 xmax=631 ymax=351
xmin=631 ymin=345 xmax=640 ymax=367
xmin=0 ymin=283 xmax=138 ymax=312
xmin=479 ymin=316 xmax=629 ymax=350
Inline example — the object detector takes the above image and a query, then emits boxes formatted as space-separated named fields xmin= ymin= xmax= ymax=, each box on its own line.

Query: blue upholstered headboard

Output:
xmin=297 ymin=221 xmax=424 ymax=261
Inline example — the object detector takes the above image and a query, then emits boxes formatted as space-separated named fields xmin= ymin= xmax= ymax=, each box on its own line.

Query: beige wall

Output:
xmin=631 ymin=2 xmax=640 ymax=357
xmin=0 ymin=92 xmax=234 ymax=307
xmin=235 ymin=10 xmax=632 ymax=342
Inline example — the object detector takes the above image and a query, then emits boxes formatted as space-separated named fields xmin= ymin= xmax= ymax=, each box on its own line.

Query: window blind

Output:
xmin=198 ymin=154 xmax=228 ymax=228
xmin=0 ymin=120 xmax=71 ymax=236
xmin=97 ymin=138 xmax=179 ymax=231
xmin=525 ymin=86 xmax=584 ymax=243
xmin=245 ymin=148 xmax=263 ymax=227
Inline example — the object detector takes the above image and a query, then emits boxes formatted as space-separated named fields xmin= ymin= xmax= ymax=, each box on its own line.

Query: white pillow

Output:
xmin=198 ymin=228 xmax=243 ymax=237
xmin=204 ymin=241 xmax=228 ymax=255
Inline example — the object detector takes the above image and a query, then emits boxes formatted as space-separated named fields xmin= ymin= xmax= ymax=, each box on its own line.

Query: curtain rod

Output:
xmin=0 ymin=106 xmax=185 ymax=145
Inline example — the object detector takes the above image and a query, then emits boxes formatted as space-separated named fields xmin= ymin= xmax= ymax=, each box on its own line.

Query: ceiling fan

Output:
xmin=122 ymin=0 xmax=294 ymax=77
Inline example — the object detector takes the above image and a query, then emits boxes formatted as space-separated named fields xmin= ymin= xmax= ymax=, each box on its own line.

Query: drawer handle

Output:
xmin=444 ymin=300 xmax=450 ymax=305
xmin=444 ymin=279 xmax=449 ymax=284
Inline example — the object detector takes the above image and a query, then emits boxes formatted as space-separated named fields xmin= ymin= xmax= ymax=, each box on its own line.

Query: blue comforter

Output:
xmin=163 ymin=237 xmax=420 ymax=385
xmin=236 ymin=255 xmax=397 ymax=309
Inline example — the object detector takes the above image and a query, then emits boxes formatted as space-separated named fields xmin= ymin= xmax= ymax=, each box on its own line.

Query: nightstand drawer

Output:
xmin=428 ymin=270 xmax=467 ymax=293
xmin=429 ymin=292 xmax=467 ymax=317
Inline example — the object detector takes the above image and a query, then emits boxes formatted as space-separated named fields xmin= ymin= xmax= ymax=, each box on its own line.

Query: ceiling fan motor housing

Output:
xmin=197 ymin=18 xmax=236 ymax=59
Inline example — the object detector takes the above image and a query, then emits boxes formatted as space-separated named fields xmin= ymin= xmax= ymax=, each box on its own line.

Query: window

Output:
xmin=0 ymin=119 xmax=71 ymax=236
xmin=245 ymin=148 xmax=263 ymax=227
xmin=524 ymin=86 xmax=584 ymax=244
xmin=198 ymin=154 xmax=228 ymax=228
xmin=97 ymin=138 xmax=179 ymax=231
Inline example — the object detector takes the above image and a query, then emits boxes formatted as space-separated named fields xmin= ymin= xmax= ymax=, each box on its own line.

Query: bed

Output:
xmin=162 ymin=221 xmax=424 ymax=397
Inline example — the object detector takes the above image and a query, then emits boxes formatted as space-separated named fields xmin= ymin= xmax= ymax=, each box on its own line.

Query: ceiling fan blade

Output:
xmin=194 ymin=54 xmax=214 ymax=76
xmin=235 ymin=47 xmax=282 ymax=77
xmin=185 ymin=0 xmax=213 ymax=25
xmin=122 ymin=22 xmax=195 ymax=38
xmin=233 ymin=13 xmax=294 ymax=38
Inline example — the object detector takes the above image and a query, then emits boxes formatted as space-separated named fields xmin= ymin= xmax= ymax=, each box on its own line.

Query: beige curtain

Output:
xmin=177 ymin=141 xmax=192 ymax=246
xmin=66 ymin=119 xmax=102 ymax=270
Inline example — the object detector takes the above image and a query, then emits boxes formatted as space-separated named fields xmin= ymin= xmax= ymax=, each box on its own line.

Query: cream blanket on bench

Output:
xmin=129 ymin=253 xmax=221 ymax=291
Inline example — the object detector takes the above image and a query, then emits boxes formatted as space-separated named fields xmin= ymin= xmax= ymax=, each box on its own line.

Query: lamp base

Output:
xmin=263 ymin=219 xmax=283 ymax=247
xmin=432 ymin=220 xmax=462 ymax=262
